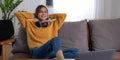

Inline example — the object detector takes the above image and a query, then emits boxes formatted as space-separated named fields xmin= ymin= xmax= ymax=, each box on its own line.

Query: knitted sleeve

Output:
xmin=49 ymin=13 xmax=67 ymax=30
xmin=15 ymin=12 xmax=34 ymax=29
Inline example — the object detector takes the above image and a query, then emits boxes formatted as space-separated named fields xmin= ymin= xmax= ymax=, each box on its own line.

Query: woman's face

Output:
xmin=38 ymin=7 xmax=48 ymax=21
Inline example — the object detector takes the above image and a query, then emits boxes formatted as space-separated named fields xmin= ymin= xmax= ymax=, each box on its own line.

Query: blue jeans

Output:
xmin=29 ymin=37 xmax=80 ymax=59
xmin=63 ymin=48 xmax=80 ymax=59
xmin=30 ymin=37 xmax=61 ymax=58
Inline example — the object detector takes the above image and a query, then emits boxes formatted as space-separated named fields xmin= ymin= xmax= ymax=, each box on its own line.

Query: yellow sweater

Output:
xmin=15 ymin=12 xmax=66 ymax=49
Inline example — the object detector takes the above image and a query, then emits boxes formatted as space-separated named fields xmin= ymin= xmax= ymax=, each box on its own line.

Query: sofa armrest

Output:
xmin=0 ymin=38 xmax=16 ymax=60
xmin=0 ymin=38 xmax=16 ymax=45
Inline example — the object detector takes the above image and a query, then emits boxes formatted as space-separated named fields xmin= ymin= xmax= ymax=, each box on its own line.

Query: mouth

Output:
xmin=40 ymin=16 xmax=47 ymax=20
xmin=41 ymin=15 xmax=47 ymax=18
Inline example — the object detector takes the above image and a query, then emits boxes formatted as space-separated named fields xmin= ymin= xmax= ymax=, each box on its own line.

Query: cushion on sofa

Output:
xmin=12 ymin=26 xmax=29 ymax=54
xmin=59 ymin=20 xmax=89 ymax=52
xmin=89 ymin=18 xmax=120 ymax=51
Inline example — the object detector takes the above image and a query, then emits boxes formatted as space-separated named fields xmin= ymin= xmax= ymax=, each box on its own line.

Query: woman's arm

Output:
xmin=49 ymin=13 xmax=67 ymax=30
xmin=15 ymin=12 xmax=34 ymax=29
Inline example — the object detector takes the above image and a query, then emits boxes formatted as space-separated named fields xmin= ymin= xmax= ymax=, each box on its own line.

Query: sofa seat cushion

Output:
xmin=11 ymin=53 xmax=31 ymax=60
xmin=59 ymin=20 xmax=89 ymax=52
xmin=11 ymin=53 xmax=75 ymax=60
xmin=89 ymin=18 xmax=120 ymax=51
xmin=11 ymin=52 xmax=120 ymax=60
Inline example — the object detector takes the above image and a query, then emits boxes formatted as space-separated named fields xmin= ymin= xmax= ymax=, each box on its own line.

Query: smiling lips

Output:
xmin=40 ymin=15 xmax=47 ymax=20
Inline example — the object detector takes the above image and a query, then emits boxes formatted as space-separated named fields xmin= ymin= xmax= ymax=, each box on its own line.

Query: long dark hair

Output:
xmin=34 ymin=5 xmax=48 ymax=19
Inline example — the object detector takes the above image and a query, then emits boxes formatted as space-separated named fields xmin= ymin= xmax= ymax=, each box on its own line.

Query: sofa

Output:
xmin=9 ymin=18 xmax=120 ymax=60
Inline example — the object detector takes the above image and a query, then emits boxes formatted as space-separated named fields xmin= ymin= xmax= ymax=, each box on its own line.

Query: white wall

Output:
xmin=15 ymin=0 xmax=54 ymax=14
xmin=15 ymin=0 xmax=46 ymax=12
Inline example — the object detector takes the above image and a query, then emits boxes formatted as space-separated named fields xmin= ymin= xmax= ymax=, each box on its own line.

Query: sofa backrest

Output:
xmin=12 ymin=18 xmax=120 ymax=54
xmin=88 ymin=18 xmax=120 ymax=51
xmin=59 ymin=20 xmax=89 ymax=52
xmin=12 ymin=20 xmax=89 ymax=53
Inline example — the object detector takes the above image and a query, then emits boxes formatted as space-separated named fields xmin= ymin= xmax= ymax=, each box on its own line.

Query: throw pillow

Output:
xmin=12 ymin=26 xmax=29 ymax=53
xmin=59 ymin=20 xmax=89 ymax=52
xmin=89 ymin=18 xmax=120 ymax=51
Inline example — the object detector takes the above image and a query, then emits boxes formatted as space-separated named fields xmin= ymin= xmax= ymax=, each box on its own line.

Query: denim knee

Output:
xmin=63 ymin=48 xmax=80 ymax=59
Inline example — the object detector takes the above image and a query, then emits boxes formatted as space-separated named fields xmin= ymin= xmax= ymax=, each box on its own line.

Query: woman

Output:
xmin=15 ymin=5 xmax=66 ymax=60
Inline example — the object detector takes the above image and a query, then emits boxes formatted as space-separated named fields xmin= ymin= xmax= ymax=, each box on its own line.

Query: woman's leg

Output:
xmin=56 ymin=50 xmax=64 ymax=60
xmin=30 ymin=39 xmax=54 ymax=58
xmin=63 ymin=48 xmax=80 ymax=59
xmin=30 ymin=37 xmax=64 ymax=59
xmin=50 ymin=37 xmax=64 ymax=60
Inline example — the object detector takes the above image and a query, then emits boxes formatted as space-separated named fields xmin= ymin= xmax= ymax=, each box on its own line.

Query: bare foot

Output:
xmin=56 ymin=50 xmax=64 ymax=60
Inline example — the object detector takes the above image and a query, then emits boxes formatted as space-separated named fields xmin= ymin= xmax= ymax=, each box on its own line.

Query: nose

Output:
xmin=42 ymin=13 xmax=46 ymax=15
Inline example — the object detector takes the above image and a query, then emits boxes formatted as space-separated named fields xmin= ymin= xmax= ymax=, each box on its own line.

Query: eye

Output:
xmin=39 ymin=11 xmax=43 ymax=13
xmin=45 ymin=11 xmax=47 ymax=13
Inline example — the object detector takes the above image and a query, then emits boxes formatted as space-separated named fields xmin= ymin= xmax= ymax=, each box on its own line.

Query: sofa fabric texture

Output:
xmin=59 ymin=20 xmax=89 ymax=52
xmin=12 ymin=26 xmax=29 ymax=53
xmin=89 ymin=18 xmax=120 ymax=51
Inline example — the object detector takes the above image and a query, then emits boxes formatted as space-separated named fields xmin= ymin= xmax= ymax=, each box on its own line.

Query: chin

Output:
xmin=42 ymin=18 xmax=47 ymax=20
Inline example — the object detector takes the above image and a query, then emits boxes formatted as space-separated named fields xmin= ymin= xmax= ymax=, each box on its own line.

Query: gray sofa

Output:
xmin=11 ymin=19 xmax=120 ymax=60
